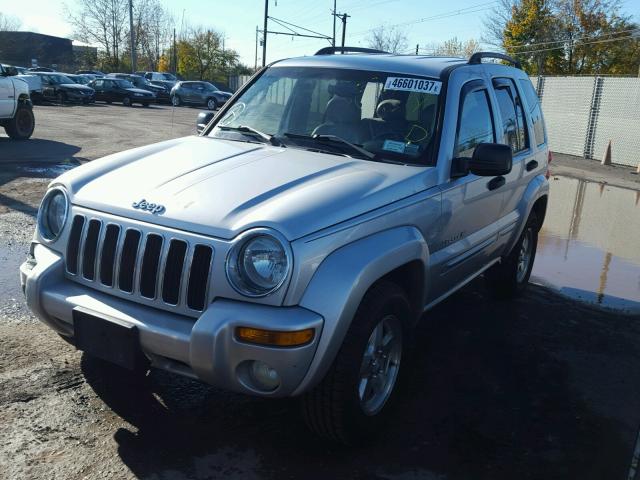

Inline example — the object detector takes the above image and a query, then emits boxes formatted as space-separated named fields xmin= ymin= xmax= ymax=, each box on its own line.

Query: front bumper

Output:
xmin=21 ymin=243 xmax=323 ymax=397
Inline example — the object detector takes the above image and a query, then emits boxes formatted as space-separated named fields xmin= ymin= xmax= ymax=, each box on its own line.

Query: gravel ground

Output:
xmin=1 ymin=104 xmax=640 ymax=479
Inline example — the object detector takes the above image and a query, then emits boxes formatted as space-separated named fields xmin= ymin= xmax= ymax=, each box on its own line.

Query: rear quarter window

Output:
xmin=519 ymin=79 xmax=546 ymax=147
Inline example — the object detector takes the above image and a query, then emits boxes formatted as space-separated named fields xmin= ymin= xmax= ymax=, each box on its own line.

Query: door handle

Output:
xmin=487 ymin=176 xmax=505 ymax=191
xmin=526 ymin=160 xmax=538 ymax=171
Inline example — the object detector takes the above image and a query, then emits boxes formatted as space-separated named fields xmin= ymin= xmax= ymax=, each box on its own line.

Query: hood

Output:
xmin=59 ymin=136 xmax=437 ymax=240
xmin=60 ymin=83 xmax=94 ymax=92
xmin=125 ymin=87 xmax=154 ymax=95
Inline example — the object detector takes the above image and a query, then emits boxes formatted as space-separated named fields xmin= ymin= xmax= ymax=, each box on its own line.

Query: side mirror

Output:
xmin=4 ymin=66 xmax=18 ymax=77
xmin=196 ymin=111 xmax=215 ymax=134
xmin=452 ymin=143 xmax=513 ymax=177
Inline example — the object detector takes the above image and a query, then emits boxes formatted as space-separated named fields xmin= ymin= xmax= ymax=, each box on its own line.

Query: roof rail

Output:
xmin=468 ymin=52 xmax=522 ymax=70
xmin=315 ymin=46 xmax=389 ymax=56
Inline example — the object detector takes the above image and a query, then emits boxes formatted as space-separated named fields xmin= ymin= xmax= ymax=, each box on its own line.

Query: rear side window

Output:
xmin=454 ymin=89 xmax=495 ymax=158
xmin=519 ymin=79 xmax=546 ymax=146
xmin=493 ymin=78 xmax=528 ymax=153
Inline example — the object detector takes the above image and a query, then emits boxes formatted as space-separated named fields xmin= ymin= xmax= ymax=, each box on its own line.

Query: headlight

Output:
xmin=226 ymin=230 xmax=290 ymax=297
xmin=37 ymin=187 xmax=69 ymax=241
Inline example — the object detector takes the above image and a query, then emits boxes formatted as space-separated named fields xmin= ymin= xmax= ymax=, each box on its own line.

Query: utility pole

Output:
xmin=128 ymin=0 xmax=136 ymax=72
xmin=173 ymin=28 xmax=177 ymax=75
xmin=255 ymin=26 xmax=259 ymax=71
xmin=339 ymin=13 xmax=349 ymax=52
xmin=262 ymin=0 xmax=268 ymax=66
xmin=332 ymin=0 xmax=337 ymax=47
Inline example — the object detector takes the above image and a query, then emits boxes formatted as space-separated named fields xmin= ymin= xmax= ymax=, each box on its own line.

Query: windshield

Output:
xmin=49 ymin=74 xmax=75 ymax=85
xmin=209 ymin=66 xmax=441 ymax=164
xmin=114 ymin=79 xmax=135 ymax=89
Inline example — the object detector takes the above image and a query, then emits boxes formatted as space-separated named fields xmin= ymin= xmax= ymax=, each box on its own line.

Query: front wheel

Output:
xmin=302 ymin=280 xmax=410 ymax=444
xmin=172 ymin=95 xmax=181 ymax=106
xmin=56 ymin=92 xmax=65 ymax=105
xmin=5 ymin=104 xmax=35 ymax=140
xmin=206 ymin=98 xmax=217 ymax=111
xmin=485 ymin=212 xmax=539 ymax=299
xmin=142 ymin=102 xmax=150 ymax=107
xmin=122 ymin=97 xmax=132 ymax=107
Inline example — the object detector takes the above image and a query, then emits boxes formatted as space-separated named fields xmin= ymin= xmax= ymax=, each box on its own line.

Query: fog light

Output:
xmin=250 ymin=360 xmax=280 ymax=391
xmin=235 ymin=327 xmax=314 ymax=347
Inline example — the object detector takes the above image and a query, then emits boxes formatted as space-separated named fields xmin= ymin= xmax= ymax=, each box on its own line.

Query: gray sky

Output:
xmin=1 ymin=0 xmax=639 ymax=66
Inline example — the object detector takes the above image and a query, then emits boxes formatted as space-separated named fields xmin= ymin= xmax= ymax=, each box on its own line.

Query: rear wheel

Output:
xmin=302 ymin=280 xmax=410 ymax=444
xmin=142 ymin=102 xmax=150 ymax=107
xmin=206 ymin=98 xmax=217 ymax=110
xmin=485 ymin=212 xmax=539 ymax=299
xmin=5 ymin=104 xmax=35 ymax=140
xmin=122 ymin=96 xmax=132 ymax=107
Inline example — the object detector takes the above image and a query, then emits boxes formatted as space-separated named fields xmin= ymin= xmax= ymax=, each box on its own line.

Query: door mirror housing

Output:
xmin=196 ymin=111 xmax=215 ymax=134
xmin=452 ymin=143 xmax=513 ymax=178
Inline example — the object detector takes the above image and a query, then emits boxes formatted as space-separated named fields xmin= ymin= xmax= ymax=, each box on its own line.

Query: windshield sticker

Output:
xmin=383 ymin=140 xmax=407 ymax=153
xmin=384 ymin=77 xmax=442 ymax=95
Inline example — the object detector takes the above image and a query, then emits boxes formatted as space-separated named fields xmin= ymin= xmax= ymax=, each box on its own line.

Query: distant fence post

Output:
xmin=583 ymin=76 xmax=604 ymax=160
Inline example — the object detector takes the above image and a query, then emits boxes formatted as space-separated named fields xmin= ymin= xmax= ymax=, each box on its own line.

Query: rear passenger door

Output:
xmin=490 ymin=77 xmax=529 ymax=223
xmin=430 ymin=80 xmax=505 ymax=301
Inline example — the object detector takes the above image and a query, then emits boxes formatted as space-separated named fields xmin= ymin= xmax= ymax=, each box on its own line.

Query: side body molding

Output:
xmin=293 ymin=226 xmax=429 ymax=395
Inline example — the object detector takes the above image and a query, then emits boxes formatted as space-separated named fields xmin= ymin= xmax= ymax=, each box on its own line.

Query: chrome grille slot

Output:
xmin=99 ymin=224 xmax=120 ymax=287
xmin=139 ymin=234 xmax=163 ymax=299
xmin=82 ymin=219 xmax=102 ymax=280
xmin=118 ymin=229 xmax=141 ymax=293
xmin=187 ymin=245 xmax=213 ymax=311
xmin=65 ymin=213 xmax=215 ymax=316
xmin=162 ymin=240 xmax=188 ymax=305
xmin=66 ymin=215 xmax=85 ymax=275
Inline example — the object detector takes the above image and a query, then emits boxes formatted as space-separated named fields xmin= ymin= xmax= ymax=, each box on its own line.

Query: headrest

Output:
xmin=328 ymin=81 xmax=358 ymax=98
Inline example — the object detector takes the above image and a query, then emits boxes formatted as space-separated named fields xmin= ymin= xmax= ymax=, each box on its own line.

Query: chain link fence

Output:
xmin=533 ymin=76 xmax=640 ymax=167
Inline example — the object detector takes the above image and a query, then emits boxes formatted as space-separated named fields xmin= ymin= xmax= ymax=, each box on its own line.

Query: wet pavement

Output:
xmin=533 ymin=176 xmax=640 ymax=313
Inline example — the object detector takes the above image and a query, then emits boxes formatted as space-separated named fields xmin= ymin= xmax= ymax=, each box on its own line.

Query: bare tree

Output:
xmin=366 ymin=25 xmax=409 ymax=53
xmin=131 ymin=0 xmax=173 ymax=71
xmin=65 ymin=0 xmax=128 ymax=70
xmin=0 ymin=13 xmax=22 ymax=31
xmin=425 ymin=37 xmax=481 ymax=57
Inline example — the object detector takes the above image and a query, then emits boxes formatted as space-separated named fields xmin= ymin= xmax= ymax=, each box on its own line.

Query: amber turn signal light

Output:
xmin=235 ymin=327 xmax=315 ymax=347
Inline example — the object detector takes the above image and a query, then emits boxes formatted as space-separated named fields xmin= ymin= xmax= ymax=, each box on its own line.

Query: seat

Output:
xmin=311 ymin=82 xmax=362 ymax=143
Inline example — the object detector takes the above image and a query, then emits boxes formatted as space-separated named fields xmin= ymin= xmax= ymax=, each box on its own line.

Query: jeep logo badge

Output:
xmin=132 ymin=199 xmax=165 ymax=215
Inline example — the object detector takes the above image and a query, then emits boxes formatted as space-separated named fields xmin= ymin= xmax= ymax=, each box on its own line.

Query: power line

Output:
xmin=507 ymin=27 xmax=640 ymax=50
xmin=515 ymin=32 xmax=639 ymax=55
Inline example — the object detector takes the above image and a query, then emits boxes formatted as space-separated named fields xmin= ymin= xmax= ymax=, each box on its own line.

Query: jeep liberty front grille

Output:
xmin=65 ymin=214 xmax=213 ymax=313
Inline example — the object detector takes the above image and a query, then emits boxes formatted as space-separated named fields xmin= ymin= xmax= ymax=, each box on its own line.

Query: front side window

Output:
xmin=209 ymin=66 xmax=442 ymax=164
xmin=454 ymin=88 xmax=495 ymax=159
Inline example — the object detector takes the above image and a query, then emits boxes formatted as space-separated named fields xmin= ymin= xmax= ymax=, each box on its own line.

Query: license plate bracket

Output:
xmin=72 ymin=308 xmax=148 ymax=371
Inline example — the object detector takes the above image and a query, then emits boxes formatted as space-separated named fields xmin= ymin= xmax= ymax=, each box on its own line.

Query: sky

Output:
xmin=1 ymin=0 xmax=639 ymax=66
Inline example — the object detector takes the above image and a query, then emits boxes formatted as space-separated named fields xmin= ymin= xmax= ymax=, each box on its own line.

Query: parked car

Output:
xmin=136 ymin=71 xmax=177 ymax=92
xmin=65 ymin=74 xmax=93 ymax=86
xmin=28 ymin=67 xmax=55 ymax=72
xmin=0 ymin=63 xmax=35 ymax=139
xmin=106 ymin=73 xmax=170 ymax=103
xmin=76 ymin=70 xmax=105 ymax=78
xmin=20 ymin=49 xmax=549 ymax=443
xmin=89 ymin=77 xmax=155 ymax=106
xmin=32 ymin=72 xmax=95 ymax=104
xmin=170 ymin=81 xmax=232 ymax=110
xmin=1 ymin=64 xmax=43 ymax=103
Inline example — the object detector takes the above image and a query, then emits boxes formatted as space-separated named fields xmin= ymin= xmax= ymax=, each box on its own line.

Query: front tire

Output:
xmin=122 ymin=97 xmax=132 ymax=107
xmin=172 ymin=95 xmax=181 ymax=106
xmin=206 ymin=98 xmax=217 ymax=110
xmin=5 ymin=104 xmax=35 ymax=140
xmin=56 ymin=92 xmax=65 ymax=105
xmin=302 ymin=280 xmax=410 ymax=444
xmin=485 ymin=212 xmax=539 ymax=299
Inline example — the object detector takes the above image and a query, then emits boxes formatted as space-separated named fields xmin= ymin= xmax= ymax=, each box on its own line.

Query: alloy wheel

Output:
xmin=516 ymin=228 xmax=533 ymax=283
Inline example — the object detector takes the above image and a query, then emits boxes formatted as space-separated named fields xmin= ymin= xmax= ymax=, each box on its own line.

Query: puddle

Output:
xmin=532 ymin=176 xmax=640 ymax=313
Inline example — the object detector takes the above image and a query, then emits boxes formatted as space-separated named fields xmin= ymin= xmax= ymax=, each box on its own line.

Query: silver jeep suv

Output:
xmin=21 ymin=48 xmax=549 ymax=443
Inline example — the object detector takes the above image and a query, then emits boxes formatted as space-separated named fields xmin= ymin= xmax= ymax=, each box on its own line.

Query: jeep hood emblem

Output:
xmin=132 ymin=199 xmax=165 ymax=214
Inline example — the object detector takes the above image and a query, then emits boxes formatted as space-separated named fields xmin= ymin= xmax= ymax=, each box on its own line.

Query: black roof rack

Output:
xmin=468 ymin=52 xmax=522 ymax=70
xmin=315 ymin=46 xmax=389 ymax=56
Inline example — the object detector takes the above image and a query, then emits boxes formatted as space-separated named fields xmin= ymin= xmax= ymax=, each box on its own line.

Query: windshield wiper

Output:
xmin=282 ymin=133 xmax=374 ymax=159
xmin=218 ymin=125 xmax=282 ymax=146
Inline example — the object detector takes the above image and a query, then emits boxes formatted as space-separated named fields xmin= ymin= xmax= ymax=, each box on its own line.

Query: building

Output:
xmin=0 ymin=31 xmax=73 ymax=69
